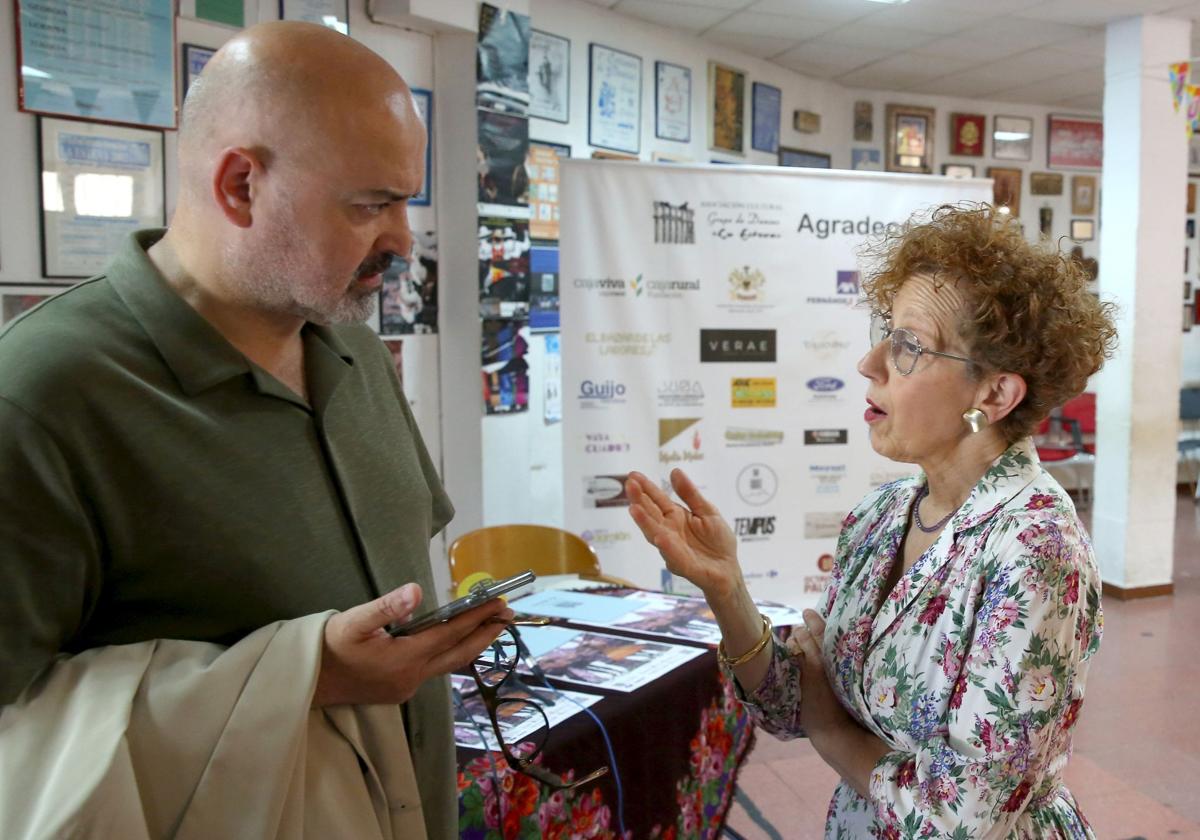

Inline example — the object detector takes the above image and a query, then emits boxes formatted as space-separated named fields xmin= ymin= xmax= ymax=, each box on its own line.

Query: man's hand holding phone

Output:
xmin=313 ymin=581 xmax=516 ymax=707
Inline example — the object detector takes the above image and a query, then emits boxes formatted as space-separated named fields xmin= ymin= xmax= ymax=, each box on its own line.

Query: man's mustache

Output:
xmin=356 ymin=252 xmax=397 ymax=279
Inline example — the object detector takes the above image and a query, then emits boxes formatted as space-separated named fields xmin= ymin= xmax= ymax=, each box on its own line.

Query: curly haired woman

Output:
xmin=625 ymin=205 xmax=1118 ymax=838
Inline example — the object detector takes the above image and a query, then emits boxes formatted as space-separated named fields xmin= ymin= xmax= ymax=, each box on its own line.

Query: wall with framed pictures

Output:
xmin=4 ymin=0 xmax=1181 ymax=552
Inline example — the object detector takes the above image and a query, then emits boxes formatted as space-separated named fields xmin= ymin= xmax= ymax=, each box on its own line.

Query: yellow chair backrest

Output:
xmin=448 ymin=524 xmax=602 ymax=590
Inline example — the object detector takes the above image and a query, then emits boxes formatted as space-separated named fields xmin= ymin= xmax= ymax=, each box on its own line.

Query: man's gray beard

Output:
xmin=224 ymin=225 xmax=377 ymax=325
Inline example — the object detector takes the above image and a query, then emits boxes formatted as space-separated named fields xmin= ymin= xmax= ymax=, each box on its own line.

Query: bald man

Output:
xmin=0 ymin=22 xmax=503 ymax=839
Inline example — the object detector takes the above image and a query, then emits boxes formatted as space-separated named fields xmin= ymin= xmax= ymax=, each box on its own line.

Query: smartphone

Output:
xmin=386 ymin=570 xmax=536 ymax=636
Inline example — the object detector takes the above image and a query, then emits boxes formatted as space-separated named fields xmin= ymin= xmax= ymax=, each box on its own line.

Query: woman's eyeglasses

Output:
xmin=869 ymin=311 xmax=975 ymax=376
xmin=462 ymin=622 xmax=609 ymax=791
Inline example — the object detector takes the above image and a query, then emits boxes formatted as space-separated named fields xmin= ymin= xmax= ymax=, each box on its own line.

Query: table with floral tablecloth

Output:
xmin=456 ymin=639 xmax=755 ymax=839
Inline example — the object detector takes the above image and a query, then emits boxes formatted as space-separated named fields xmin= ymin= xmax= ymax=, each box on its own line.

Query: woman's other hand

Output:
xmin=625 ymin=469 xmax=740 ymax=600
xmin=788 ymin=610 xmax=854 ymax=740
xmin=788 ymin=609 xmax=891 ymax=798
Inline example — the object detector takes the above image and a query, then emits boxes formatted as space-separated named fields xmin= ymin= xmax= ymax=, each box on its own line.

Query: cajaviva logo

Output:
xmin=631 ymin=274 xmax=643 ymax=296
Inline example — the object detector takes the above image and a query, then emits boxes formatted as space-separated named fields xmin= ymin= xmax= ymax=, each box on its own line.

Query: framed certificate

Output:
xmin=779 ymin=147 xmax=831 ymax=169
xmin=1048 ymin=114 xmax=1103 ymax=169
xmin=993 ymin=115 xmax=1033 ymax=161
xmin=885 ymin=104 xmax=935 ymax=174
xmin=708 ymin=61 xmax=746 ymax=155
xmin=410 ymin=88 xmax=432 ymax=206
xmin=988 ymin=167 xmax=1023 ymax=216
xmin=182 ymin=44 xmax=216 ymax=103
xmin=37 ymin=117 xmax=166 ymax=280
xmin=17 ymin=0 xmax=177 ymax=129
xmin=751 ymin=82 xmax=781 ymax=154
xmin=529 ymin=30 xmax=570 ymax=123
xmin=589 ymin=44 xmax=642 ymax=155
xmin=655 ymin=61 xmax=691 ymax=143
xmin=949 ymin=113 xmax=985 ymax=157
xmin=280 ymin=0 xmax=349 ymax=34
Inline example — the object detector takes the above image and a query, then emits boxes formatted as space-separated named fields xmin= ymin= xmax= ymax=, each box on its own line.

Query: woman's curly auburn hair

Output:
xmin=861 ymin=203 xmax=1118 ymax=443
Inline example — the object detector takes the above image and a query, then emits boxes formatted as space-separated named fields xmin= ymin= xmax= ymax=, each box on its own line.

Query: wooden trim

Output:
xmin=1102 ymin=581 xmax=1174 ymax=600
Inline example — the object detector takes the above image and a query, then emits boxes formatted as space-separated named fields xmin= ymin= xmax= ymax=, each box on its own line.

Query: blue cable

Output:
xmin=513 ymin=630 xmax=627 ymax=838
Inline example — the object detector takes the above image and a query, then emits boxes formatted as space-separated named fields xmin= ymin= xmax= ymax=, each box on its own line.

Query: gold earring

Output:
xmin=962 ymin=408 xmax=988 ymax=434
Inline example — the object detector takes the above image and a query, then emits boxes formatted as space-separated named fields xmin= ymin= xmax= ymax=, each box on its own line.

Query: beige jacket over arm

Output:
xmin=0 ymin=613 xmax=428 ymax=840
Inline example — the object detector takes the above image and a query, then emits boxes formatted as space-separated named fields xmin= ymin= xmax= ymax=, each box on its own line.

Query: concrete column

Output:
xmin=1093 ymin=15 xmax=1191 ymax=596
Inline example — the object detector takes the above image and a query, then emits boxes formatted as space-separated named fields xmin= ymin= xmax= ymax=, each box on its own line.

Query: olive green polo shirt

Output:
xmin=0 ymin=230 xmax=458 ymax=839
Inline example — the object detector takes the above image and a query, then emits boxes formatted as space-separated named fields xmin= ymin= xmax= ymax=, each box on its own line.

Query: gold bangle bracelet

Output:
xmin=717 ymin=614 xmax=773 ymax=668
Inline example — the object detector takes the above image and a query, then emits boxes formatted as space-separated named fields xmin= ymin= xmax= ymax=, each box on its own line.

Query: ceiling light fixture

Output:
xmin=864 ymin=0 xmax=911 ymax=4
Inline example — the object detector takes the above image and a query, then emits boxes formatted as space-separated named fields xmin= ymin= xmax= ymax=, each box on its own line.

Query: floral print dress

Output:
xmin=735 ymin=438 xmax=1102 ymax=839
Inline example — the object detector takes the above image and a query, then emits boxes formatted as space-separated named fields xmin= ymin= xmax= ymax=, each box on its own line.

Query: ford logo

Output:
xmin=807 ymin=377 xmax=845 ymax=392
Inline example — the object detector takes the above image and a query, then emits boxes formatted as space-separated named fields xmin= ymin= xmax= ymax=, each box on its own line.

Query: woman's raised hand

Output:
xmin=625 ymin=469 xmax=740 ymax=599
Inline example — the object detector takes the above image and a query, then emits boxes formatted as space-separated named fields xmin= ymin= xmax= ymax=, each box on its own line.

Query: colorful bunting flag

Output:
xmin=1171 ymin=62 xmax=1189 ymax=112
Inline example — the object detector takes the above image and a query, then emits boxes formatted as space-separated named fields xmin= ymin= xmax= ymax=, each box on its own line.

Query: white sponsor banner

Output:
xmin=560 ymin=161 xmax=990 ymax=609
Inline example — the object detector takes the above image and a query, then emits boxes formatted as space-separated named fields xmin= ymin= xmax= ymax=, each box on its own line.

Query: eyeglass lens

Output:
xmin=889 ymin=328 xmax=922 ymax=375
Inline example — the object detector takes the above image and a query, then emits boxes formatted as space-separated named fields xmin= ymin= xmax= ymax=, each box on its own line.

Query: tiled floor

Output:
xmin=727 ymin=493 xmax=1200 ymax=840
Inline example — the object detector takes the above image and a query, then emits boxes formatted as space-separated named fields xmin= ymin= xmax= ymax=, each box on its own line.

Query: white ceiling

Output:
xmin=582 ymin=0 xmax=1200 ymax=110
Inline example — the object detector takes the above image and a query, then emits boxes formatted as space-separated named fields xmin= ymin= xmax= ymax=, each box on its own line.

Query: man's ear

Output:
xmin=976 ymin=370 xmax=1028 ymax=426
xmin=211 ymin=147 xmax=260 ymax=228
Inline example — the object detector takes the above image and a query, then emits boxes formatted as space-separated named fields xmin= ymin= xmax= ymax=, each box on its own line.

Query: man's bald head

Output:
xmin=166 ymin=21 xmax=427 ymax=327
xmin=179 ymin=22 xmax=421 ymax=198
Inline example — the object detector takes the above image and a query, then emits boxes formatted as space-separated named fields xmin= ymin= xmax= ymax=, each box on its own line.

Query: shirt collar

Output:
xmin=105 ymin=230 xmax=356 ymax=398
xmin=940 ymin=436 xmax=1043 ymax=535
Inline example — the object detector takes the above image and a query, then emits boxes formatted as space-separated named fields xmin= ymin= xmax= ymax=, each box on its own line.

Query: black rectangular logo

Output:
xmin=804 ymin=429 xmax=848 ymax=445
xmin=700 ymin=329 xmax=777 ymax=363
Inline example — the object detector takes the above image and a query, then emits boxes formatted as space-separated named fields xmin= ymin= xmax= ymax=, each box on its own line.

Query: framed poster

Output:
xmin=851 ymin=148 xmax=882 ymax=171
xmin=708 ymin=61 xmax=746 ymax=155
xmin=853 ymin=101 xmax=873 ymax=142
xmin=885 ymin=104 xmax=934 ymax=174
xmin=529 ymin=30 xmax=569 ymax=123
xmin=477 ymin=110 xmax=530 ymax=211
xmin=655 ymin=61 xmax=691 ymax=142
xmin=988 ymin=167 xmax=1022 ymax=215
xmin=949 ymin=113 xmax=985 ymax=157
xmin=1030 ymin=172 xmax=1063 ymax=195
xmin=1048 ymin=114 xmax=1103 ymax=169
xmin=793 ymin=110 xmax=820 ymax=134
xmin=410 ymin=88 xmax=432 ymax=206
xmin=527 ymin=141 xmax=570 ymax=240
xmin=17 ymin=0 xmax=177 ymax=129
xmin=379 ymin=230 xmax=437 ymax=335
xmin=1187 ymin=303 xmax=1195 ymax=333
xmin=779 ymin=147 xmax=831 ymax=169
xmin=993 ymin=115 xmax=1033 ymax=161
xmin=752 ymin=83 xmax=782 ymax=154
xmin=1070 ymin=219 xmax=1095 ymax=241
xmin=0 ymin=285 xmax=63 ymax=322
xmin=37 ymin=117 xmax=166 ymax=280
xmin=478 ymin=4 xmax=531 ymax=117
xmin=1191 ymin=137 xmax=1200 ymax=175
xmin=942 ymin=163 xmax=975 ymax=178
xmin=280 ymin=0 xmax=348 ymax=33
xmin=589 ymin=44 xmax=642 ymax=155
xmin=1071 ymin=175 xmax=1097 ymax=214
xmin=181 ymin=44 xmax=216 ymax=103
xmin=1189 ymin=182 xmax=1196 ymax=214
